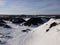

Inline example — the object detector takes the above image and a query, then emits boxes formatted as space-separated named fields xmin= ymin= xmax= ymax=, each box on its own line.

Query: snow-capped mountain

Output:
xmin=23 ymin=18 xmax=60 ymax=45
xmin=24 ymin=18 xmax=50 ymax=26
xmin=0 ymin=18 xmax=60 ymax=45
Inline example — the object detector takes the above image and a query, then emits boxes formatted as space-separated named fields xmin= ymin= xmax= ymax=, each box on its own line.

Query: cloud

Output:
xmin=0 ymin=0 xmax=60 ymax=14
xmin=0 ymin=0 xmax=7 ymax=7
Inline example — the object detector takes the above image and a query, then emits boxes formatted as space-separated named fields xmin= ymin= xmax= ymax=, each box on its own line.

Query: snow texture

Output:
xmin=0 ymin=18 xmax=60 ymax=45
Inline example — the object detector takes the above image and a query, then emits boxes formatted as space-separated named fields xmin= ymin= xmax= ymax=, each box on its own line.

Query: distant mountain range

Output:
xmin=0 ymin=15 xmax=60 ymax=18
xmin=0 ymin=16 xmax=50 ymax=27
xmin=0 ymin=15 xmax=60 ymax=28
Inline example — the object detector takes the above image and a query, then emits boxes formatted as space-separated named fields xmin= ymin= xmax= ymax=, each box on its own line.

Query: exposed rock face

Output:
xmin=23 ymin=18 xmax=60 ymax=45
xmin=21 ymin=29 xmax=31 ymax=33
xmin=11 ymin=18 xmax=25 ymax=24
xmin=0 ymin=20 xmax=6 ymax=27
xmin=0 ymin=20 xmax=12 ymax=29
xmin=0 ymin=23 xmax=5 ymax=27
xmin=49 ymin=22 xmax=58 ymax=28
xmin=0 ymin=17 xmax=50 ymax=26
xmin=4 ymin=25 xmax=12 ymax=28
xmin=46 ymin=22 xmax=58 ymax=32
xmin=0 ymin=20 xmax=6 ymax=24
xmin=24 ymin=18 xmax=45 ymax=26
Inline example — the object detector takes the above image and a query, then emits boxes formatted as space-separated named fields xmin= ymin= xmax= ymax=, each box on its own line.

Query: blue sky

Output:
xmin=0 ymin=0 xmax=60 ymax=14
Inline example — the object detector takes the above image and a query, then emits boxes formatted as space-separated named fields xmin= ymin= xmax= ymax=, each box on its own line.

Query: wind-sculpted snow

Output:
xmin=0 ymin=18 xmax=60 ymax=45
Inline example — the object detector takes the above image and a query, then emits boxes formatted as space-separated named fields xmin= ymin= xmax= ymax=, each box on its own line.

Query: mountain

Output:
xmin=10 ymin=18 xmax=26 ymax=24
xmin=0 ymin=17 xmax=50 ymax=27
xmin=0 ymin=18 xmax=60 ymax=45
xmin=24 ymin=18 xmax=50 ymax=26
xmin=22 ymin=18 xmax=60 ymax=45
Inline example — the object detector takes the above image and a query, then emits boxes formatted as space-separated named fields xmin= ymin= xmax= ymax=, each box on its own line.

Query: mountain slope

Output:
xmin=0 ymin=18 xmax=60 ymax=45
xmin=23 ymin=18 xmax=60 ymax=45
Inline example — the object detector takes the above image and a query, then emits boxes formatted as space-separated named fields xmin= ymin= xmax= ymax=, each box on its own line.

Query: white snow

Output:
xmin=23 ymin=18 xmax=30 ymax=21
xmin=23 ymin=18 xmax=60 ymax=45
xmin=0 ymin=18 xmax=60 ymax=45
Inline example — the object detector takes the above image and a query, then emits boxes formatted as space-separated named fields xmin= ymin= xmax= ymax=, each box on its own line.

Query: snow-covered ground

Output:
xmin=0 ymin=20 xmax=36 ymax=45
xmin=0 ymin=18 xmax=60 ymax=45
xmin=23 ymin=18 xmax=60 ymax=45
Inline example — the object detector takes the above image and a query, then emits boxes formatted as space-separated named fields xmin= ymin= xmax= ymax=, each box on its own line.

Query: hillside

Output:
xmin=23 ymin=18 xmax=60 ymax=45
xmin=0 ymin=17 xmax=60 ymax=45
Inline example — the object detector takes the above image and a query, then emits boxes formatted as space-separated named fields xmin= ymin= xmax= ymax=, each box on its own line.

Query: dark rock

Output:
xmin=11 ymin=18 xmax=25 ymax=24
xmin=24 ymin=18 xmax=44 ymax=26
xmin=46 ymin=22 xmax=58 ymax=32
xmin=45 ymin=18 xmax=50 ymax=21
xmin=4 ymin=25 xmax=11 ymax=28
xmin=0 ymin=20 xmax=6 ymax=27
xmin=3 ymin=17 xmax=10 ymax=21
xmin=46 ymin=29 xmax=49 ymax=32
xmin=0 ymin=23 xmax=5 ymax=26
xmin=21 ymin=29 xmax=31 ymax=32
xmin=0 ymin=20 xmax=6 ymax=24
xmin=49 ymin=22 xmax=58 ymax=28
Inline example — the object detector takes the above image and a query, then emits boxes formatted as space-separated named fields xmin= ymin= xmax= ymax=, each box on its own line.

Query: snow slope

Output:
xmin=23 ymin=18 xmax=60 ymax=45
xmin=0 ymin=20 xmax=35 ymax=45
xmin=0 ymin=18 xmax=60 ymax=45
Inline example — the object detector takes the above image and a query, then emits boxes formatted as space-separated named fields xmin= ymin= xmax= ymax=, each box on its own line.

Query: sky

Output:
xmin=0 ymin=0 xmax=60 ymax=15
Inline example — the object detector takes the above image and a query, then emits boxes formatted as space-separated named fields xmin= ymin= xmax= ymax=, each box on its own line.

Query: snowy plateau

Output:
xmin=0 ymin=18 xmax=60 ymax=45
